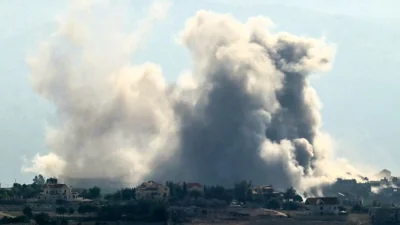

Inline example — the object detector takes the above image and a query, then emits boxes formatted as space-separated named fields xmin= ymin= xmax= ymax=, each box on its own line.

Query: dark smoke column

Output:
xmin=148 ymin=11 xmax=334 ymax=189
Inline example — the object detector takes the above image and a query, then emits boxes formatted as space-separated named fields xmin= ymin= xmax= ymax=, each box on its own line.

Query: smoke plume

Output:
xmin=25 ymin=1 xmax=360 ymax=191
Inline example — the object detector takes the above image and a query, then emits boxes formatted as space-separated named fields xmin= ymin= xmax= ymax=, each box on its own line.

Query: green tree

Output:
xmin=266 ymin=198 xmax=281 ymax=209
xmin=165 ymin=181 xmax=176 ymax=197
xmin=282 ymin=201 xmax=301 ymax=210
xmin=68 ymin=207 xmax=75 ymax=215
xmin=78 ymin=205 xmax=86 ymax=217
xmin=293 ymin=194 xmax=303 ymax=203
xmin=182 ymin=182 xmax=188 ymax=197
xmin=204 ymin=185 xmax=233 ymax=203
xmin=234 ymin=180 xmax=252 ymax=203
xmin=78 ymin=204 xmax=99 ymax=217
xmin=22 ymin=186 xmax=36 ymax=199
xmin=22 ymin=206 xmax=33 ymax=218
xmin=33 ymin=175 xmax=45 ymax=185
xmin=56 ymin=207 xmax=67 ymax=218
xmin=283 ymin=187 xmax=297 ymax=201
xmin=190 ymin=190 xmax=202 ymax=199
xmin=12 ymin=183 xmax=22 ymax=197
xmin=33 ymin=212 xmax=50 ymax=225
xmin=88 ymin=186 xmax=101 ymax=199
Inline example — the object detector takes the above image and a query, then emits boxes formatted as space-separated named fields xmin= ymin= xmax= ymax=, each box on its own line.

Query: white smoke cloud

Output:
xmin=25 ymin=1 xmax=366 ymax=192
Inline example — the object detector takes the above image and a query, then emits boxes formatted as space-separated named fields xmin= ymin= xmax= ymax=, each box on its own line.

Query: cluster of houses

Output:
xmin=5 ymin=170 xmax=400 ymax=223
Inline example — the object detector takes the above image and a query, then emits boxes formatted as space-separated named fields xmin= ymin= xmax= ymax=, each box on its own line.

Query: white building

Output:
xmin=305 ymin=197 xmax=340 ymax=215
xmin=136 ymin=181 xmax=169 ymax=200
xmin=38 ymin=184 xmax=79 ymax=202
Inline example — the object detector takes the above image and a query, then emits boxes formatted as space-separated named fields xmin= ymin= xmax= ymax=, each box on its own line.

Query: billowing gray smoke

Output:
xmin=24 ymin=1 xmax=360 ymax=192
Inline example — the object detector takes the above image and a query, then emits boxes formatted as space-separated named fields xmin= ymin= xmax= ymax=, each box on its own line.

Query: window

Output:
xmin=320 ymin=206 xmax=323 ymax=210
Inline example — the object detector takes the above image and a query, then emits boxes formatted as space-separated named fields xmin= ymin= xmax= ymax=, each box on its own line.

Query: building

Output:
xmin=370 ymin=206 xmax=400 ymax=224
xmin=305 ymin=197 xmax=340 ymax=215
xmin=332 ymin=178 xmax=371 ymax=197
xmin=252 ymin=185 xmax=282 ymax=199
xmin=252 ymin=185 xmax=273 ymax=195
xmin=38 ymin=183 xmax=79 ymax=202
xmin=337 ymin=192 xmax=363 ymax=206
xmin=135 ymin=181 xmax=169 ymax=200
xmin=178 ymin=182 xmax=203 ymax=194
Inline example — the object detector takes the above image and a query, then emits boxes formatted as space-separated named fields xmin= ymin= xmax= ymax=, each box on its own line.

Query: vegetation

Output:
xmin=56 ymin=206 xmax=67 ymax=218
xmin=23 ymin=206 xmax=33 ymax=218
xmin=104 ymin=188 xmax=136 ymax=201
xmin=79 ymin=186 xmax=101 ymax=199
xmin=97 ymin=200 xmax=167 ymax=222
xmin=266 ymin=197 xmax=281 ymax=209
xmin=0 ymin=215 xmax=28 ymax=224
xmin=0 ymin=175 xmax=320 ymax=224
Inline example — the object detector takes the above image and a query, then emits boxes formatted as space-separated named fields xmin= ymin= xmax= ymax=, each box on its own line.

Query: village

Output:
xmin=0 ymin=170 xmax=400 ymax=225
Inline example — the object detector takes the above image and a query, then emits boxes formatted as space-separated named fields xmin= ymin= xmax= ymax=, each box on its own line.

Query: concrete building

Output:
xmin=305 ymin=197 xmax=340 ymax=215
xmin=252 ymin=185 xmax=282 ymax=197
xmin=136 ymin=181 xmax=169 ymax=200
xmin=37 ymin=183 xmax=79 ymax=202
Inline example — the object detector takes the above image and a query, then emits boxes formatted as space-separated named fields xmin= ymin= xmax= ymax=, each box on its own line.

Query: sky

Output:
xmin=1 ymin=0 xmax=400 ymax=186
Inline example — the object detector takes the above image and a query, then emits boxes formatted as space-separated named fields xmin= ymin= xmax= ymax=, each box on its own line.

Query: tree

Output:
xmin=68 ymin=207 xmax=75 ymax=215
xmin=56 ymin=207 xmax=67 ymax=218
xmin=283 ymin=187 xmax=297 ymax=201
xmin=120 ymin=188 xmax=135 ymax=200
xmin=87 ymin=186 xmax=101 ymax=199
xmin=165 ymin=181 xmax=176 ymax=197
xmin=150 ymin=204 xmax=167 ymax=222
xmin=33 ymin=212 xmax=50 ymax=225
xmin=293 ymin=194 xmax=303 ymax=203
xmin=182 ymin=182 xmax=188 ymax=197
xmin=266 ymin=198 xmax=281 ymax=209
xmin=190 ymin=190 xmax=202 ymax=199
xmin=78 ymin=205 xmax=86 ymax=217
xmin=234 ymin=180 xmax=252 ymax=203
xmin=21 ymin=186 xmax=36 ymax=199
xmin=12 ymin=183 xmax=22 ymax=197
xmin=78 ymin=204 xmax=99 ymax=217
xmin=22 ymin=206 xmax=33 ymax=218
xmin=282 ymin=201 xmax=301 ymax=210
xmin=33 ymin=175 xmax=45 ymax=185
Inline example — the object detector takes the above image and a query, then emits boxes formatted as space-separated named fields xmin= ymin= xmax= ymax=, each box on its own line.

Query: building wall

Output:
xmin=136 ymin=182 xmax=169 ymax=200
xmin=307 ymin=205 xmax=339 ymax=215
xmin=39 ymin=185 xmax=78 ymax=202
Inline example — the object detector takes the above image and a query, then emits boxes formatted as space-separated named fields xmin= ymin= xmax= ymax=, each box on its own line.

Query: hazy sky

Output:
xmin=1 ymin=0 xmax=400 ymax=186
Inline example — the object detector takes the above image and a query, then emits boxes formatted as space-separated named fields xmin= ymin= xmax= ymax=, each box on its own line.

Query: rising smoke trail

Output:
xmin=25 ymin=1 xmax=362 ymax=192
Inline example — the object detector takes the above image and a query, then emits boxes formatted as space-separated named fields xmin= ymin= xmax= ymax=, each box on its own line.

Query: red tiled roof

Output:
xmin=305 ymin=197 xmax=339 ymax=205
